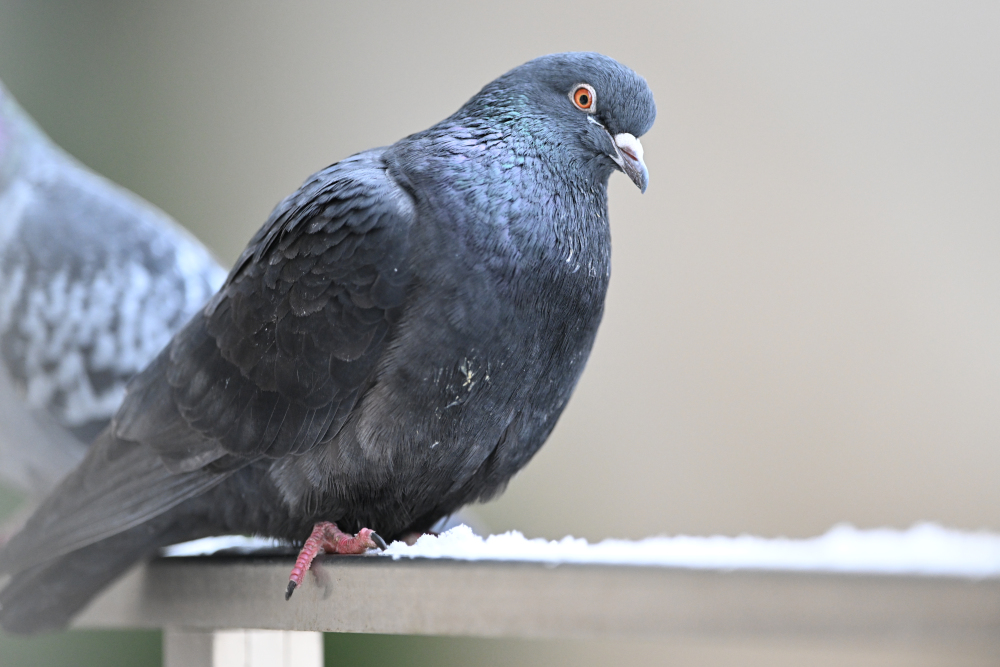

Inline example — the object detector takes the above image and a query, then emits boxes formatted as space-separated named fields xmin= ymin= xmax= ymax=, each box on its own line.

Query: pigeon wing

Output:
xmin=115 ymin=149 xmax=415 ymax=470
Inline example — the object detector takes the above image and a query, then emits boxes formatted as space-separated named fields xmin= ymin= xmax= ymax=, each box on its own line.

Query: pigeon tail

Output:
xmin=0 ymin=508 xmax=213 ymax=634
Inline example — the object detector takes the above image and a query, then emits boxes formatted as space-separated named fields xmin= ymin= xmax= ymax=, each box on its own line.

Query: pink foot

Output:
xmin=285 ymin=521 xmax=387 ymax=600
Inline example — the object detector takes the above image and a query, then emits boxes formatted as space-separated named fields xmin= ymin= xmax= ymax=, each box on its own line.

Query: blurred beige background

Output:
xmin=0 ymin=1 xmax=998 ymax=665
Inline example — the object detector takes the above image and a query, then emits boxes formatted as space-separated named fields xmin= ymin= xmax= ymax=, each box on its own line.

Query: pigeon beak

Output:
xmin=612 ymin=133 xmax=648 ymax=193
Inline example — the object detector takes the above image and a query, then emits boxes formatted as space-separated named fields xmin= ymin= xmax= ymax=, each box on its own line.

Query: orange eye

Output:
xmin=571 ymin=84 xmax=595 ymax=111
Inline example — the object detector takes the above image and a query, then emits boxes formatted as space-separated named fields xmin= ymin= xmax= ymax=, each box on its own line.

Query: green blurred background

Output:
xmin=1 ymin=1 xmax=999 ymax=665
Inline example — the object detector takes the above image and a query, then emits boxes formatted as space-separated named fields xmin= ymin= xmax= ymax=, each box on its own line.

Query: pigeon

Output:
xmin=0 ymin=52 xmax=655 ymax=633
xmin=0 ymin=80 xmax=226 ymax=502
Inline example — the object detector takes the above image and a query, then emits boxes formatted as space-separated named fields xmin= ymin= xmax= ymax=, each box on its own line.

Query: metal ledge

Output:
xmin=74 ymin=554 xmax=1000 ymax=645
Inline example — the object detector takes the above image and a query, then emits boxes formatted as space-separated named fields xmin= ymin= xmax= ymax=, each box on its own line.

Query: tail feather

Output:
xmin=1 ymin=428 xmax=231 ymax=576
xmin=0 ymin=428 xmax=235 ymax=633
xmin=0 ymin=512 xmax=210 ymax=634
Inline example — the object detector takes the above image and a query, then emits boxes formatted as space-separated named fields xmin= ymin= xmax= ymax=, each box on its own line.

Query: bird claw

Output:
xmin=371 ymin=532 xmax=388 ymax=550
xmin=285 ymin=521 xmax=386 ymax=600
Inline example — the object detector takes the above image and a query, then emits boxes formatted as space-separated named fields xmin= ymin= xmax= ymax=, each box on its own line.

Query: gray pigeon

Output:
xmin=0 ymin=81 xmax=226 ymax=501
xmin=0 ymin=52 xmax=655 ymax=633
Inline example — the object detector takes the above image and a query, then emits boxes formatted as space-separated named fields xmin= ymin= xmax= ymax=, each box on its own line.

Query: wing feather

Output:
xmin=115 ymin=149 xmax=414 ymax=470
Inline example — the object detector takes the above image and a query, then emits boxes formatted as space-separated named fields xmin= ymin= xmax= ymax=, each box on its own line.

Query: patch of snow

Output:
xmin=163 ymin=535 xmax=285 ymax=557
xmin=384 ymin=523 xmax=1000 ymax=578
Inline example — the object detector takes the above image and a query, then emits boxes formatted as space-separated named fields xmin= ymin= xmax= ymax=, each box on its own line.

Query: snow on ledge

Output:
xmin=383 ymin=523 xmax=1000 ymax=578
xmin=163 ymin=535 xmax=284 ymax=557
xmin=164 ymin=523 xmax=1000 ymax=578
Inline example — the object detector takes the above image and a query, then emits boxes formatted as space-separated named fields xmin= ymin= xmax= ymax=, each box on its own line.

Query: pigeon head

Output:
xmin=461 ymin=52 xmax=656 ymax=192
